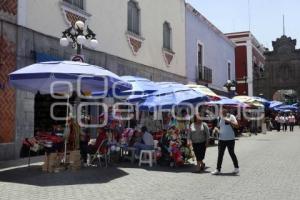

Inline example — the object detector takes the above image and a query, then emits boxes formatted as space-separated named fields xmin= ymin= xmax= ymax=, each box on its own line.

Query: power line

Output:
xmin=283 ymin=14 xmax=286 ymax=36
xmin=248 ymin=0 xmax=251 ymax=31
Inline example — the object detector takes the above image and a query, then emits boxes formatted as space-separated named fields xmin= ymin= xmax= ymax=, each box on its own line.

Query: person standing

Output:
xmin=188 ymin=115 xmax=210 ymax=172
xmin=211 ymin=109 xmax=239 ymax=175
xmin=279 ymin=114 xmax=285 ymax=132
xmin=275 ymin=114 xmax=281 ymax=132
xmin=288 ymin=113 xmax=296 ymax=132
xmin=282 ymin=114 xmax=288 ymax=132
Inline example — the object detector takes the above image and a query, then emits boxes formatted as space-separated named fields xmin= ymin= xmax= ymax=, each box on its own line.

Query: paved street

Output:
xmin=1 ymin=128 xmax=300 ymax=200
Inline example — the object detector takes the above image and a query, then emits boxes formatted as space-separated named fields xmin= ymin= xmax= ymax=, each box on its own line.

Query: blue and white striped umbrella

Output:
xmin=9 ymin=61 xmax=132 ymax=94
xmin=138 ymin=83 xmax=209 ymax=111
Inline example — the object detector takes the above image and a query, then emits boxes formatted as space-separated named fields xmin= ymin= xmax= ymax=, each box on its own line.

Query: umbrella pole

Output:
xmin=64 ymin=96 xmax=70 ymax=163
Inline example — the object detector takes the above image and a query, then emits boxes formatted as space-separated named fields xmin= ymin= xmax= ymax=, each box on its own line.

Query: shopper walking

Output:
xmin=288 ymin=113 xmax=296 ymax=132
xmin=211 ymin=109 xmax=239 ymax=175
xmin=188 ymin=115 xmax=210 ymax=172
xmin=275 ymin=114 xmax=281 ymax=132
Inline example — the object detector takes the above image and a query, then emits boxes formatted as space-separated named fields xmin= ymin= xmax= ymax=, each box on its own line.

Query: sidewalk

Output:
xmin=0 ymin=156 xmax=43 ymax=171
xmin=1 ymin=130 xmax=300 ymax=200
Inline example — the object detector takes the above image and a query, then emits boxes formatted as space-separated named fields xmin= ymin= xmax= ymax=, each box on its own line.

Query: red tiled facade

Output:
xmin=0 ymin=0 xmax=17 ymax=16
xmin=163 ymin=51 xmax=174 ymax=65
xmin=127 ymin=34 xmax=143 ymax=55
xmin=0 ymin=36 xmax=16 ymax=143
xmin=65 ymin=11 xmax=86 ymax=26
xmin=0 ymin=0 xmax=17 ymax=144
xmin=235 ymin=46 xmax=248 ymax=95
xmin=129 ymin=37 xmax=142 ymax=53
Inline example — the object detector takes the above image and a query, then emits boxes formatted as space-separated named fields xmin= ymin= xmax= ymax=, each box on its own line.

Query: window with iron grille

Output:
xmin=163 ymin=22 xmax=172 ymax=50
xmin=128 ymin=0 xmax=140 ymax=35
xmin=63 ymin=0 xmax=84 ymax=9
xmin=203 ymin=66 xmax=212 ymax=83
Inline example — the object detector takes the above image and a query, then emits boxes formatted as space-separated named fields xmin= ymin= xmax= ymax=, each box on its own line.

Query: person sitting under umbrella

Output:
xmin=133 ymin=126 xmax=154 ymax=158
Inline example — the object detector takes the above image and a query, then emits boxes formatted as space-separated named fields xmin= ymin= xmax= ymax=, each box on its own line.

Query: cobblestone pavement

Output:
xmin=1 ymin=128 xmax=300 ymax=200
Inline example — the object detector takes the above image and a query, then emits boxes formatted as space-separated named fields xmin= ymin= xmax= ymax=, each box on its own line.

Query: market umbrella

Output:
xmin=9 ymin=61 xmax=132 ymax=162
xmin=138 ymin=83 xmax=209 ymax=111
xmin=292 ymin=103 xmax=299 ymax=107
xmin=127 ymin=82 xmax=185 ymax=103
xmin=121 ymin=76 xmax=158 ymax=95
xmin=274 ymin=105 xmax=298 ymax=112
xmin=269 ymin=101 xmax=284 ymax=109
xmin=219 ymin=96 xmax=229 ymax=99
xmin=206 ymin=98 xmax=248 ymax=107
xmin=9 ymin=61 xmax=132 ymax=94
xmin=233 ymin=96 xmax=264 ymax=108
xmin=186 ymin=84 xmax=221 ymax=101
xmin=252 ymin=96 xmax=271 ymax=107
xmin=92 ymin=75 xmax=158 ymax=99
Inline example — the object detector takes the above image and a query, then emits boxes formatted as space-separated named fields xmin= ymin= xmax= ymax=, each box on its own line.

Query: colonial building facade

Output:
xmin=254 ymin=35 xmax=300 ymax=100
xmin=19 ymin=0 xmax=186 ymax=79
xmin=185 ymin=4 xmax=236 ymax=94
xmin=0 ymin=0 xmax=187 ymax=160
xmin=225 ymin=31 xmax=265 ymax=96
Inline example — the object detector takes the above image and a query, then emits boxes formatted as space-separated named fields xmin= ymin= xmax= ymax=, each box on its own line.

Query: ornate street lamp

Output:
xmin=60 ymin=20 xmax=98 ymax=56
xmin=223 ymin=80 xmax=237 ymax=97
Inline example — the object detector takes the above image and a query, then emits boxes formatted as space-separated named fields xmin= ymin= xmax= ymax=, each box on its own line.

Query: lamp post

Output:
xmin=223 ymin=80 xmax=236 ymax=98
xmin=60 ymin=20 xmax=98 ymax=60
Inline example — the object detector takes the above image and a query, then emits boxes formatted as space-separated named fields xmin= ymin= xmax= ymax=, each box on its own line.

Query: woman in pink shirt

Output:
xmin=288 ymin=113 xmax=296 ymax=132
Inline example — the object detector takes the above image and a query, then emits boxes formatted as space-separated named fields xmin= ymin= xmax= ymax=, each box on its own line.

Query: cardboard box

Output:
xmin=42 ymin=153 xmax=61 ymax=173
xmin=69 ymin=150 xmax=81 ymax=170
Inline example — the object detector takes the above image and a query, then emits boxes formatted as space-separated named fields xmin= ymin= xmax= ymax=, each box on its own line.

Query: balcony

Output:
xmin=196 ymin=65 xmax=212 ymax=84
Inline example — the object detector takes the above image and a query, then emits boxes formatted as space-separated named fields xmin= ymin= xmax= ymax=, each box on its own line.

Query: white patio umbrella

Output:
xmin=9 ymin=61 xmax=131 ymax=94
xmin=9 ymin=61 xmax=132 ymax=162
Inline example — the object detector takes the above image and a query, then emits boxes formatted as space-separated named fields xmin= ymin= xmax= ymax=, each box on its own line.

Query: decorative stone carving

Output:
xmin=126 ymin=32 xmax=144 ymax=55
xmin=162 ymin=49 xmax=175 ymax=66
xmin=61 ymin=1 xmax=91 ymax=26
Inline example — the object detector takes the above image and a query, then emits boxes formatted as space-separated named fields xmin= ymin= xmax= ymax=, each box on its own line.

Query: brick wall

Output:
xmin=0 ymin=0 xmax=17 ymax=16
xmin=0 ymin=35 xmax=16 ymax=143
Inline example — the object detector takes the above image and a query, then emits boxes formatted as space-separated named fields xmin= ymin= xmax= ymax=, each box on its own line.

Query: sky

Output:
xmin=186 ymin=0 xmax=300 ymax=50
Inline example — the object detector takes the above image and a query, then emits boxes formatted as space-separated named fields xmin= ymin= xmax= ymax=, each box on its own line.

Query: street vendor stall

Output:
xmin=132 ymin=83 xmax=209 ymax=167
xmin=204 ymin=98 xmax=251 ymax=137
xmin=9 ymin=61 xmax=132 ymax=172
xmin=233 ymin=96 xmax=266 ymax=134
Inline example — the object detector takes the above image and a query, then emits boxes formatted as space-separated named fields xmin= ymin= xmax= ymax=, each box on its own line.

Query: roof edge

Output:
xmin=186 ymin=3 xmax=236 ymax=48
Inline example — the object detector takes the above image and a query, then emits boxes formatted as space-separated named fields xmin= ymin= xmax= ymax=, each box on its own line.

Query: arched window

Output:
xmin=128 ymin=0 xmax=140 ymax=35
xmin=163 ymin=22 xmax=172 ymax=50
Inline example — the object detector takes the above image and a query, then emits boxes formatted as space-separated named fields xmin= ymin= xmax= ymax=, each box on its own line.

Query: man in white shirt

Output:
xmin=275 ymin=114 xmax=281 ymax=132
xmin=133 ymin=126 xmax=154 ymax=158
xmin=212 ymin=109 xmax=239 ymax=175
xmin=279 ymin=115 xmax=286 ymax=132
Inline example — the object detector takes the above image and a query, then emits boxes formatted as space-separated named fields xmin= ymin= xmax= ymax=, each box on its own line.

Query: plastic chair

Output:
xmin=89 ymin=139 xmax=110 ymax=167
xmin=138 ymin=149 xmax=156 ymax=167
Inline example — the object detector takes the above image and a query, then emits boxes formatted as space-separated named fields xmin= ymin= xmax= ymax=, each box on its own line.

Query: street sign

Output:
xmin=71 ymin=54 xmax=85 ymax=62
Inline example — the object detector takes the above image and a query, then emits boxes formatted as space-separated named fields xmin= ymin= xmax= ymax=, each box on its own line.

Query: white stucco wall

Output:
xmin=21 ymin=0 xmax=186 ymax=77
xmin=185 ymin=4 xmax=236 ymax=92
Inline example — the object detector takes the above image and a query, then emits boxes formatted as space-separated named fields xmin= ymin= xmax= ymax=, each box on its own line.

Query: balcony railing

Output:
xmin=196 ymin=65 xmax=212 ymax=83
